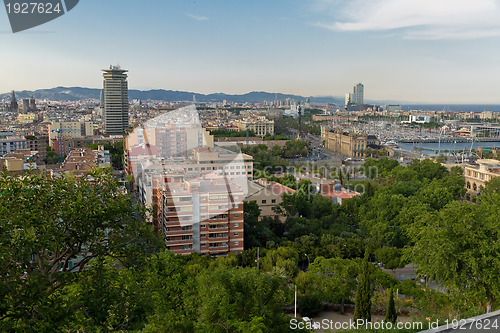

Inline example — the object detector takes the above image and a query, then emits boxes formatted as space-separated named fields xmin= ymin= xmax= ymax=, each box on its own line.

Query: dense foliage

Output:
xmin=243 ymin=157 xmax=499 ymax=321
xmin=210 ymin=129 xmax=256 ymax=138
xmin=2 ymin=155 xmax=499 ymax=331
xmin=0 ymin=170 xmax=300 ymax=332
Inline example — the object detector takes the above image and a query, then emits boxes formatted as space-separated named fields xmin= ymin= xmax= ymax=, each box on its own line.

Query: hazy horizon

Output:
xmin=3 ymin=0 xmax=500 ymax=103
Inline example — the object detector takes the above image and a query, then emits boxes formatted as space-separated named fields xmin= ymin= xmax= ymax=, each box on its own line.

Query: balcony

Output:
xmin=208 ymin=225 xmax=228 ymax=231
xmin=209 ymin=246 xmax=229 ymax=253
xmin=164 ymin=209 xmax=194 ymax=217
xmin=164 ymin=229 xmax=193 ymax=236
xmin=208 ymin=236 xmax=229 ymax=243
xmin=165 ymin=238 xmax=193 ymax=245
xmin=170 ymin=248 xmax=193 ymax=255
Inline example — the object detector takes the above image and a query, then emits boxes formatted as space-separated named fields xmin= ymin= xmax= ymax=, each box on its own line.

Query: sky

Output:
xmin=2 ymin=0 xmax=500 ymax=103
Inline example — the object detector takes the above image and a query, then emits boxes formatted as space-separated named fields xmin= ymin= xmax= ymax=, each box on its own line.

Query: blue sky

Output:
xmin=2 ymin=0 xmax=500 ymax=103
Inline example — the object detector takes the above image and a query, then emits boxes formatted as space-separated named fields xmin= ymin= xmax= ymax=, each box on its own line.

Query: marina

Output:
xmin=398 ymin=141 xmax=498 ymax=156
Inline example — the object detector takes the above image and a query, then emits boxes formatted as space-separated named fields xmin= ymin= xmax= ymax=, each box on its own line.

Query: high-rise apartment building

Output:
xmin=156 ymin=176 xmax=245 ymax=255
xmin=102 ymin=66 xmax=129 ymax=135
xmin=345 ymin=83 xmax=364 ymax=109
xmin=353 ymin=83 xmax=364 ymax=106
xmin=126 ymin=105 xmax=251 ymax=256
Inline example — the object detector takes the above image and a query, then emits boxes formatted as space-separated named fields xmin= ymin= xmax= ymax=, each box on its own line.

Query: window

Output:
xmin=234 ymin=223 xmax=239 ymax=227
xmin=182 ymin=245 xmax=191 ymax=250
xmin=234 ymin=213 xmax=239 ymax=217
xmin=234 ymin=232 xmax=239 ymax=236
xmin=182 ymin=225 xmax=191 ymax=231
xmin=182 ymin=235 xmax=191 ymax=240
xmin=271 ymin=199 xmax=276 ymax=203
xmin=262 ymin=200 xmax=267 ymax=204
xmin=234 ymin=241 xmax=239 ymax=246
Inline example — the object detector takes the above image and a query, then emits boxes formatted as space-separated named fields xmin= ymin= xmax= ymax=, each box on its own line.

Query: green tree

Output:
xmin=0 ymin=169 xmax=156 ymax=330
xmin=186 ymin=266 xmax=291 ymax=332
xmin=362 ymin=157 xmax=399 ymax=179
xmin=244 ymin=200 xmax=277 ymax=249
xmin=385 ymin=287 xmax=397 ymax=324
xmin=298 ymin=257 xmax=359 ymax=313
xmin=406 ymin=195 xmax=500 ymax=313
xmin=310 ymin=194 xmax=334 ymax=219
xmin=354 ymin=256 xmax=372 ymax=322
xmin=277 ymin=192 xmax=311 ymax=218
xmin=45 ymin=145 xmax=60 ymax=164
xmin=375 ymin=246 xmax=404 ymax=270
xmin=261 ymin=246 xmax=300 ymax=278
xmin=297 ymin=293 xmax=323 ymax=318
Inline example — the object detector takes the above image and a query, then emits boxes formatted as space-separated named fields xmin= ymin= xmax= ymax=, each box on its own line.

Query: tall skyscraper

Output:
xmin=29 ymin=95 xmax=36 ymax=111
xmin=353 ymin=83 xmax=364 ymax=106
xmin=9 ymin=90 xmax=18 ymax=112
xmin=102 ymin=66 xmax=129 ymax=135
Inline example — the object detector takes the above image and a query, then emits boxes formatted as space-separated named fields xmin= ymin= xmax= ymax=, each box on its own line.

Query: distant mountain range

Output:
xmin=0 ymin=86 xmax=345 ymax=105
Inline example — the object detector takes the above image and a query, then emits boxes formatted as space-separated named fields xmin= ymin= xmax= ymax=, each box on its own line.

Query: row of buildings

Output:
xmin=0 ymin=146 xmax=110 ymax=175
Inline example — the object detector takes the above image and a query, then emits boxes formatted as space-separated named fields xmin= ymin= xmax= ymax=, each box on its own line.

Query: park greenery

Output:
xmin=275 ymin=114 xmax=322 ymax=136
xmin=45 ymin=145 xmax=60 ymax=165
xmin=210 ymin=129 xmax=256 ymax=138
xmin=242 ymin=157 xmax=499 ymax=327
xmin=1 ymin=155 xmax=499 ymax=331
xmin=241 ymin=140 xmax=308 ymax=174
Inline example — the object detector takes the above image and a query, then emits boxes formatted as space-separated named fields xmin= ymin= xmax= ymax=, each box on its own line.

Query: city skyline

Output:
xmin=2 ymin=0 xmax=500 ymax=103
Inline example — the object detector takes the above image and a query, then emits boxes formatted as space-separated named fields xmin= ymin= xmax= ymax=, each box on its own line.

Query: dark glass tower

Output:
xmin=102 ymin=66 xmax=129 ymax=135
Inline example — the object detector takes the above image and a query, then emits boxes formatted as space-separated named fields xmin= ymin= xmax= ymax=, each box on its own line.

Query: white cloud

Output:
xmin=313 ymin=0 xmax=500 ymax=39
xmin=186 ymin=13 xmax=209 ymax=21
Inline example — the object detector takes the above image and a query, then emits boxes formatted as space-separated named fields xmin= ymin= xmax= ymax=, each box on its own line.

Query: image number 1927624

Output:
xmin=4 ymin=0 xmax=79 ymax=33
